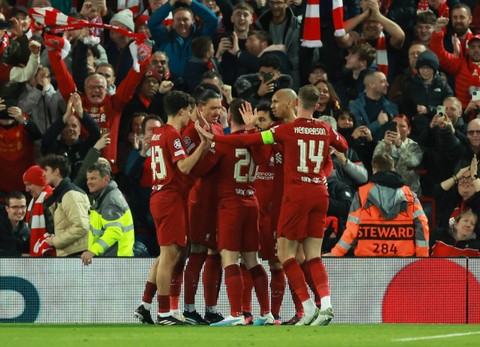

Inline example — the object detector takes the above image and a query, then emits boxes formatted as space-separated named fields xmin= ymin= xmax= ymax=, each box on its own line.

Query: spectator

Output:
xmin=322 ymin=116 xmax=369 ymax=192
xmin=148 ymin=51 xmax=185 ymax=90
xmin=441 ymin=3 xmax=473 ymax=58
xmin=307 ymin=63 xmax=328 ymax=85
xmin=184 ymin=36 xmax=219 ymax=93
xmin=431 ymin=210 xmax=480 ymax=257
xmin=254 ymin=0 xmax=300 ymax=88
xmin=430 ymin=20 xmax=480 ymax=108
xmin=335 ymin=108 xmax=377 ymax=175
xmin=23 ymin=165 xmax=54 ymax=257
xmin=413 ymin=10 xmax=436 ymax=46
xmin=402 ymin=50 xmax=453 ymax=141
xmin=0 ymin=191 xmax=29 ymax=257
xmin=42 ymin=154 xmax=90 ymax=257
xmin=421 ymin=96 xmax=468 ymax=196
xmin=373 ymin=114 xmax=424 ymax=196
xmin=336 ymin=42 xmax=377 ymax=106
xmin=388 ymin=43 xmax=427 ymax=113
xmin=349 ymin=70 xmax=398 ymax=141
xmin=148 ymin=0 xmax=218 ymax=77
xmin=47 ymin=33 xmax=149 ymax=165
xmin=80 ymin=161 xmax=135 ymax=266
xmin=0 ymin=99 xmax=42 ymax=195
xmin=220 ymin=30 xmax=292 ymax=87
xmin=41 ymin=93 xmax=101 ymax=180
xmin=328 ymin=153 xmax=430 ymax=257
xmin=125 ymin=115 xmax=163 ymax=257
xmin=235 ymin=55 xmax=292 ymax=107
xmin=431 ymin=157 xmax=480 ymax=243
xmin=312 ymin=79 xmax=341 ymax=118
xmin=95 ymin=63 xmax=117 ymax=95
xmin=106 ymin=9 xmax=136 ymax=86
xmin=338 ymin=0 xmax=405 ymax=81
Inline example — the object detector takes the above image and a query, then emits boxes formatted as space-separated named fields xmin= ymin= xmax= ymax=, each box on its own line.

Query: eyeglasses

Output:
xmin=467 ymin=130 xmax=480 ymax=136
xmin=8 ymin=205 xmax=26 ymax=210
xmin=458 ymin=176 xmax=473 ymax=184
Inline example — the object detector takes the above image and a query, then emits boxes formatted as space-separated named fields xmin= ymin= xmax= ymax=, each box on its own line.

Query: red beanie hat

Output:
xmin=23 ymin=165 xmax=46 ymax=187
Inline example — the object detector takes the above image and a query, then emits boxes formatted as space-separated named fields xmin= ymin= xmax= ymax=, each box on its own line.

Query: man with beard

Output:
xmin=441 ymin=3 xmax=474 ymax=57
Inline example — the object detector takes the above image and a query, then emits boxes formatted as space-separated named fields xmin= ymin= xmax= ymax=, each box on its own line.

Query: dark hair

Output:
xmin=41 ymin=154 xmax=71 ymax=179
xmin=313 ymin=79 xmax=340 ymax=105
xmin=416 ymin=11 xmax=436 ymax=25
xmin=247 ymin=30 xmax=272 ymax=46
xmin=191 ymin=36 xmax=213 ymax=59
xmin=96 ymin=63 xmax=115 ymax=76
xmin=201 ymin=70 xmax=223 ymax=83
xmin=451 ymin=3 xmax=472 ymax=16
xmin=298 ymin=85 xmax=321 ymax=110
xmin=228 ymin=98 xmax=246 ymax=126
xmin=256 ymin=101 xmax=278 ymax=122
xmin=194 ymin=85 xmax=221 ymax=105
xmin=349 ymin=43 xmax=376 ymax=67
xmin=233 ymin=2 xmax=254 ymax=14
xmin=87 ymin=161 xmax=112 ymax=178
xmin=163 ymin=91 xmax=195 ymax=116
xmin=260 ymin=55 xmax=280 ymax=70
xmin=141 ymin=115 xmax=162 ymax=135
xmin=371 ymin=153 xmax=395 ymax=172
xmin=5 ymin=191 xmax=26 ymax=206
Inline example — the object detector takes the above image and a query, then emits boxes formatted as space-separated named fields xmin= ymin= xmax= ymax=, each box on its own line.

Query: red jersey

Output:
xmin=182 ymin=121 xmax=224 ymax=202
xmin=212 ymin=118 xmax=348 ymax=196
xmin=198 ymin=131 xmax=258 ymax=205
xmin=149 ymin=124 xmax=188 ymax=196
xmin=48 ymin=50 xmax=147 ymax=164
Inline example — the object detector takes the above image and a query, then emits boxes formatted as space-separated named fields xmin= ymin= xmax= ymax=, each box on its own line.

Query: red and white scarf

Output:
xmin=302 ymin=0 xmax=345 ymax=48
xmin=417 ymin=0 xmax=429 ymax=12
xmin=26 ymin=188 xmax=55 ymax=257
xmin=361 ymin=31 xmax=388 ymax=77
xmin=0 ymin=33 xmax=9 ymax=56
xmin=29 ymin=7 xmax=152 ymax=71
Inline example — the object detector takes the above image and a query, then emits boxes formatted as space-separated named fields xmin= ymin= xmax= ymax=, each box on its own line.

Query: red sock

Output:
xmin=270 ymin=268 xmax=285 ymax=316
xmin=306 ymin=257 xmax=330 ymax=298
xmin=302 ymin=261 xmax=320 ymax=305
xmin=184 ymin=252 xmax=207 ymax=305
xmin=157 ymin=295 xmax=169 ymax=314
xmin=289 ymin=282 xmax=303 ymax=316
xmin=240 ymin=264 xmax=253 ymax=313
xmin=282 ymin=258 xmax=310 ymax=302
xmin=249 ymin=264 xmax=270 ymax=316
xmin=224 ymin=264 xmax=243 ymax=317
xmin=203 ymin=254 xmax=222 ymax=307
xmin=170 ymin=260 xmax=184 ymax=310
xmin=142 ymin=281 xmax=157 ymax=304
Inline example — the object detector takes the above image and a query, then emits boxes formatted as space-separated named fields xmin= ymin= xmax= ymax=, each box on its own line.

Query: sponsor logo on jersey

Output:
xmin=357 ymin=225 xmax=415 ymax=240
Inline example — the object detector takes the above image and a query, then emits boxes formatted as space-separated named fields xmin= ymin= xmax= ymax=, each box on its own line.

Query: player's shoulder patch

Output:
xmin=173 ymin=138 xmax=183 ymax=149
xmin=184 ymin=136 xmax=191 ymax=147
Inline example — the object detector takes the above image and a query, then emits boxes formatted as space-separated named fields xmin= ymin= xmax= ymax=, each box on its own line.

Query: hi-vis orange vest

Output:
xmin=331 ymin=183 xmax=429 ymax=257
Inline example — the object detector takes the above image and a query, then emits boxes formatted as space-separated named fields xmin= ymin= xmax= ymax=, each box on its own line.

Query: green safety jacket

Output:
xmin=89 ymin=180 xmax=134 ymax=256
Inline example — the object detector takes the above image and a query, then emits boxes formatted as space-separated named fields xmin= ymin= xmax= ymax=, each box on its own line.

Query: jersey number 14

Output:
xmin=297 ymin=139 xmax=325 ymax=174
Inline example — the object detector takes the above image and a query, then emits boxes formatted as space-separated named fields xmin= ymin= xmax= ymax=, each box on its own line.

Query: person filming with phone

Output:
xmin=234 ymin=55 xmax=292 ymax=107
xmin=373 ymin=114 xmax=423 ymax=196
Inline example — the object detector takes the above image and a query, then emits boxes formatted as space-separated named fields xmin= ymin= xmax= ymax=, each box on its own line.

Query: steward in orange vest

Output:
xmin=330 ymin=154 xmax=429 ymax=257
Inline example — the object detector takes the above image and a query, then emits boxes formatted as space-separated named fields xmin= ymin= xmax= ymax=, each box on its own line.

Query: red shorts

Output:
xmin=187 ymin=200 xmax=218 ymax=249
xmin=151 ymin=191 xmax=187 ymax=247
xmin=217 ymin=200 xmax=259 ymax=252
xmin=277 ymin=193 xmax=329 ymax=241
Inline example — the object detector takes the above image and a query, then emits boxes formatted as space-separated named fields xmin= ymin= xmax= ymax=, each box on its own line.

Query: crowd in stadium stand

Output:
xmin=1 ymin=0 xmax=480 ymax=325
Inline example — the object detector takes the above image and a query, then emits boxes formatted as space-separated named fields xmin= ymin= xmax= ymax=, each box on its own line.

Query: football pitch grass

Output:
xmin=1 ymin=324 xmax=480 ymax=347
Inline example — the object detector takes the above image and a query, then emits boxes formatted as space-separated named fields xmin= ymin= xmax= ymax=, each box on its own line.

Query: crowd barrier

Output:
xmin=1 ymin=258 xmax=479 ymax=324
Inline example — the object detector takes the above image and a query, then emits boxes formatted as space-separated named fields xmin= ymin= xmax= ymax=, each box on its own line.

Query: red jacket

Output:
xmin=48 ymin=50 xmax=148 ymax=163
xmin=430 ymin=31 xmax=476 ymax=108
